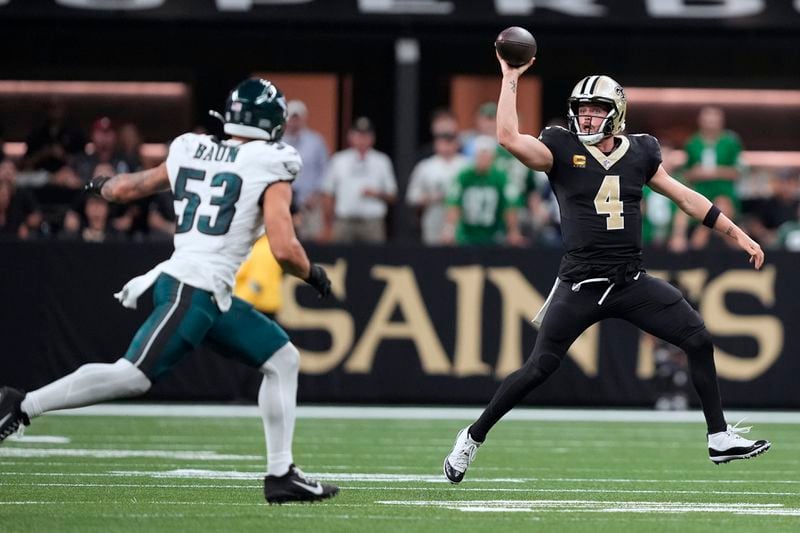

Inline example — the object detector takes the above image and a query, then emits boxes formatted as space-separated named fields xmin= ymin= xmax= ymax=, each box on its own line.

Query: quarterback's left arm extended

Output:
xmin=96 ymin=162 xmax=171 ymax=203
xmin=648 ymin=164 xmax=764 ymax=269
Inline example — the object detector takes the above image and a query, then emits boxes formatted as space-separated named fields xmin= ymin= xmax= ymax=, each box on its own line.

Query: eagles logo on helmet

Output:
xmin=566 ymin=75 xmax=627 ymax=146
xmin=209 ymin=77 xmax=288 ymax=142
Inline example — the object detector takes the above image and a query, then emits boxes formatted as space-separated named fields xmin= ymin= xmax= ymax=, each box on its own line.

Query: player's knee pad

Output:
xmin=526 ymin=350 xmax=562 ymax=379
xmin=679 ymin=328 xmax=714 ymax=359
xmin=536 ymin=352 xmax=563 ymax=375
xmin=113 ymin=359 xmax=152 ymax=396
xmin=260 ymin=342 xmax=300 ymax=377
xmin=105 ymin=359 xmax=152 ymax=397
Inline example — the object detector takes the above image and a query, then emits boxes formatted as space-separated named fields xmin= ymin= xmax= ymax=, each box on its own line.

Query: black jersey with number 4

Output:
xmin=538 ymin=126 xmax=662 ymax=282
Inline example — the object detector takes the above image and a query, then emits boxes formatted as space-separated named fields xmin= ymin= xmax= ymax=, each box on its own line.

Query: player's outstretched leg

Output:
xmin=708 ymin=421 xmax=771 ymax=464
xmin=442 ymin=293 xmax=592 ymax=483
xmin=264 ymin=464 xmax=339 ymax=504
xmin=623 ymin=277 xmax=772 ymax=464
xmin=0 ymin=387 xmax=30 ymax=442
xmin=258 ymin=342 xmax=339 ymax=503
xmin=443 ymin=427 xmax=482 ymax=484
xmin=1 ymin=359 xmax=151 ymax=444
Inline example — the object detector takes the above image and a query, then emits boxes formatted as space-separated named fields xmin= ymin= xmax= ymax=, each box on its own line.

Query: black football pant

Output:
xmin=470 ymin=273 xmax=726 ymax=441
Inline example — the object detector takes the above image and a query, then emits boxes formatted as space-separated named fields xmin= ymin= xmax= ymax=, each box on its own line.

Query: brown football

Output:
xmin=495 ymin=26 xmax=537 ymax=67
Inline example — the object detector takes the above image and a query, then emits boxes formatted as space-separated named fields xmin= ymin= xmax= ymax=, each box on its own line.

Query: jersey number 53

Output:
xmin=174 ymin=167 xmax=243 ymax=236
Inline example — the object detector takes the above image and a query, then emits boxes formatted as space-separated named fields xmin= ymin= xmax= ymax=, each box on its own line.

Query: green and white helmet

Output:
xmin=567 ymin=75 xmax=627 ymax=145
xmin=221 ymin=78 xmax=287 ymax=142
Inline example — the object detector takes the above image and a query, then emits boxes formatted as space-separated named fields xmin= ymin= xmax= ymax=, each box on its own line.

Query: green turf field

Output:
xmin=1 ymin=408 xmax=798 ymax=532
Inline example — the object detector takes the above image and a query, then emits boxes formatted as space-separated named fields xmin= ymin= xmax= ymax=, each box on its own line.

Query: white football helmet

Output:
xmin=567 ymin=75 xmax=627 ymax=145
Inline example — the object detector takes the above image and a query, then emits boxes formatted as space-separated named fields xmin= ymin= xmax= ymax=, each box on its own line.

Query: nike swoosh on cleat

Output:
xmin=291 ymin=480 xmax=324 ymax=495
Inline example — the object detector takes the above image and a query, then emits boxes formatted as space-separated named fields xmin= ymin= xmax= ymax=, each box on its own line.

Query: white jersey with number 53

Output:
xmin=114 ymin=133 xmax=301 ymax=312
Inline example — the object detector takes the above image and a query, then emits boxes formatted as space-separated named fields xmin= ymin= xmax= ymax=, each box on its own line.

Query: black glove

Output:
xmin=84 ymin=175 xmax=112 ymax=197
xmin=305 ymin=263 xmax=332 ymax=299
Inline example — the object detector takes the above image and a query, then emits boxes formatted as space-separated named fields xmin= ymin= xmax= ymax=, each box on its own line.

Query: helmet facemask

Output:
xmin=567 ymin=75 xmax=627 ymax=146
xmin=568 ymin=99 xmax=616 ymax=145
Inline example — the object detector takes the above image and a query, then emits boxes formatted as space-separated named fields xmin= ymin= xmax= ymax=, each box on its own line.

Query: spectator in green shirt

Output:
xmin=442 ymin=136 xmax=525 ymax=246
xmin=671 ymin=107 xmax=743 ymax=252
xmin=683 ymin=106 xmax=743 ymax=209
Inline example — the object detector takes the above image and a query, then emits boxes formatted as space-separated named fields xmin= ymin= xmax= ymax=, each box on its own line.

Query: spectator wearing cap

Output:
xmin=406 ymin=115 xmax=468 ymax=245
xmin=322 ymin=117 xmax=397 ymax=243
xmin=70 ymin=117 xmax=130 ymax=186
xmin=283 ymin=100 xmax=329 ymax=242
xmin=460 ymin=102 xmax=498 ymax=158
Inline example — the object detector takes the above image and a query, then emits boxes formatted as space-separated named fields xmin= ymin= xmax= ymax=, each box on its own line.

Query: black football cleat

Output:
xmin=0 ymin=387 xmax=30 ymax=443
xmin=264 ymin=464 xmax=339 ymax=504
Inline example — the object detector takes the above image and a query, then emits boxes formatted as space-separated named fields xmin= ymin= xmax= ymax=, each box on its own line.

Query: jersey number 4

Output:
xmin=594 ymin=175 xmax=624 ymax=230
xmin=175 ymin=167 xmax=243 ymax=235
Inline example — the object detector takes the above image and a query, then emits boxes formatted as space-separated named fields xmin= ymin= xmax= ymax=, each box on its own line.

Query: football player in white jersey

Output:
xmin=0 ymin=78 xmax=339 ymax=504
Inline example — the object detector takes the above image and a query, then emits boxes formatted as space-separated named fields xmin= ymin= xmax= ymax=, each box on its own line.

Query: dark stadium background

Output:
xmin=1 ymin=0 xmax=799 ymax=409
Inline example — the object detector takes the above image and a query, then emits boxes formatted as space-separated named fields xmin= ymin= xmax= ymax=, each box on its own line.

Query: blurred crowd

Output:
xmin=0 ymin=100 xmax=174 ymax=243
xmin=2 ymin=99 xmax=799 ymax=251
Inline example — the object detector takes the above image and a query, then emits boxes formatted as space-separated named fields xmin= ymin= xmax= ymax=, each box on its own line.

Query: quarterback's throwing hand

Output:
xmin=305 ymin=263 xmax=332 ymax=299
xmin=496 ymin=51 xmax=535 ymax=76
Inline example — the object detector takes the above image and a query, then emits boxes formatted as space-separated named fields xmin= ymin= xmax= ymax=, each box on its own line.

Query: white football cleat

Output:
xmin=708 ymin=420 xmax=771 ymax=464
xmin=443 ymin=427 xmax=481 ymax=484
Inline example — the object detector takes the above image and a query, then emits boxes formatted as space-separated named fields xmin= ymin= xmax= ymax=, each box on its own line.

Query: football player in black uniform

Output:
xmin=444 ymin=53 xmax=771 ymax=483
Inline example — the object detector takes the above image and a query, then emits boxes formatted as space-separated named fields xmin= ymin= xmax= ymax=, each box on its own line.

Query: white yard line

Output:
xmin=6 ymin=482 xmax=796 ymax=497
xmin=0 ymin=501 xmax=266 ymax=506
xmin=47 ymin=404 xmax=800 ymax=424
xmin=2 ymin=469 xmax=798 ymax=486
xmin=377 ymin=499 xmax=800 ymax=516
xmin=3 ymin=469 xmax=797 ymax=496
xmin=0 ymin=448 xmax=260 ymax=460
xmin=5 ymin=435 xmax=70 ymax=444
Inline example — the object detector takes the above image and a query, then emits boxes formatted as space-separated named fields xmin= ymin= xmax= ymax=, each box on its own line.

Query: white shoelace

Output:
xmin=729 ymin=418 xmax=752 ymax=437
xmin=711 ymin=418 xmax=753 ymax=447
xmin=450 ymin=439 xmax=479 ymax=471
